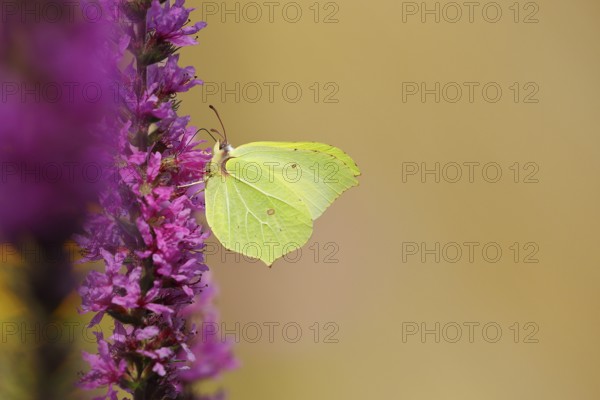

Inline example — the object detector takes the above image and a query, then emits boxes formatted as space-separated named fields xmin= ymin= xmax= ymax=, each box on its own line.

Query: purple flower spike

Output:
xmin=76 ymin=0 xmax=236 ymax=398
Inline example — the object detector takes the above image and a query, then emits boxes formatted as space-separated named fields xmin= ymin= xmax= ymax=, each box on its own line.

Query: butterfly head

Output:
xmin=209 ymin=140 xmax=235 ymax=177
xmin=207 ymin=106 xmax=235 ymax=175
xmin=214 ymin=140 xmax=234 ymax=155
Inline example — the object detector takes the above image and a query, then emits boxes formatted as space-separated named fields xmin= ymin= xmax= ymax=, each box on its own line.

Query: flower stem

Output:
xmin=22 ymin=239 xmax=74 ymax=400
xmin=135 ymin=6 xmax=149 ymax=151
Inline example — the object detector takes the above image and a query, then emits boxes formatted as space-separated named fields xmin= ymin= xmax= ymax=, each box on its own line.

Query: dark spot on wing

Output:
xmin=267 ymin=209 xmax=275 ymax=215
xmin=291 ymin=164 xmax=297 ymax=168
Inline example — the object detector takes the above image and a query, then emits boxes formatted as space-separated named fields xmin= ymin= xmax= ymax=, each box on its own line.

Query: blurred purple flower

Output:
xmin=0 ymin=0 xmax=117 ymax=242
xmin=180 ymin=272 xmax=239 ymax=383
xmin=0 ymin=3 xmax=121 ymax=398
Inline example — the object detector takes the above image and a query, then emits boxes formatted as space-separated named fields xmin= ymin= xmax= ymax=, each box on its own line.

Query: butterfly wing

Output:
xmin=231 ymin=142 xmax=361 ymax=219
xmin=205 ymin=141 xmax=360 ymax=266
xmin=205 ymin=154 xmax=313 ymax=266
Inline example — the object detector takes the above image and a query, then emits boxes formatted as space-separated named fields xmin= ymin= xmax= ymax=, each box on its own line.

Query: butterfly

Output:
xmin=190 ymin=106 xmax=360 ymax=266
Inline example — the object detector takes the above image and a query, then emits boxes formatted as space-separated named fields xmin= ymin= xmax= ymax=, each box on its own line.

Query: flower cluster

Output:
xmin=76 ymin=0 xmax=236 ymax=398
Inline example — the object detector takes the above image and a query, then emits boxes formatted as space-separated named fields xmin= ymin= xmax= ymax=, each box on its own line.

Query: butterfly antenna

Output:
xmin=197 ymin=128 xmax=218 ymax=143
xmin=209 ymin=105 xmax=228 ymax=144
xmin=181 ymin=128 xmax=216 ymax=151
xmin=210 ymin=128 xmax=225 ymax=142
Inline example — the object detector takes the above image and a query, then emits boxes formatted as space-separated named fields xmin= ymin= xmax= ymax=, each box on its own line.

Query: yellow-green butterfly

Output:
xmin=197 ymin=106 xmax=360 ymax=266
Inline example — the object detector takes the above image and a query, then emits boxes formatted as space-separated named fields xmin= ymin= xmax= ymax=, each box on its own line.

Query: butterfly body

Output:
xmin=207 ymin=141 xmax=234 ymax=177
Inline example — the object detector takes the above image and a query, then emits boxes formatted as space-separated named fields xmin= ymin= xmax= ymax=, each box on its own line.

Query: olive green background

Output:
xmin=180 ymin=0 xmax=600 ymax=399
xmin=2 ymin=0 xmax=600 ymax=399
